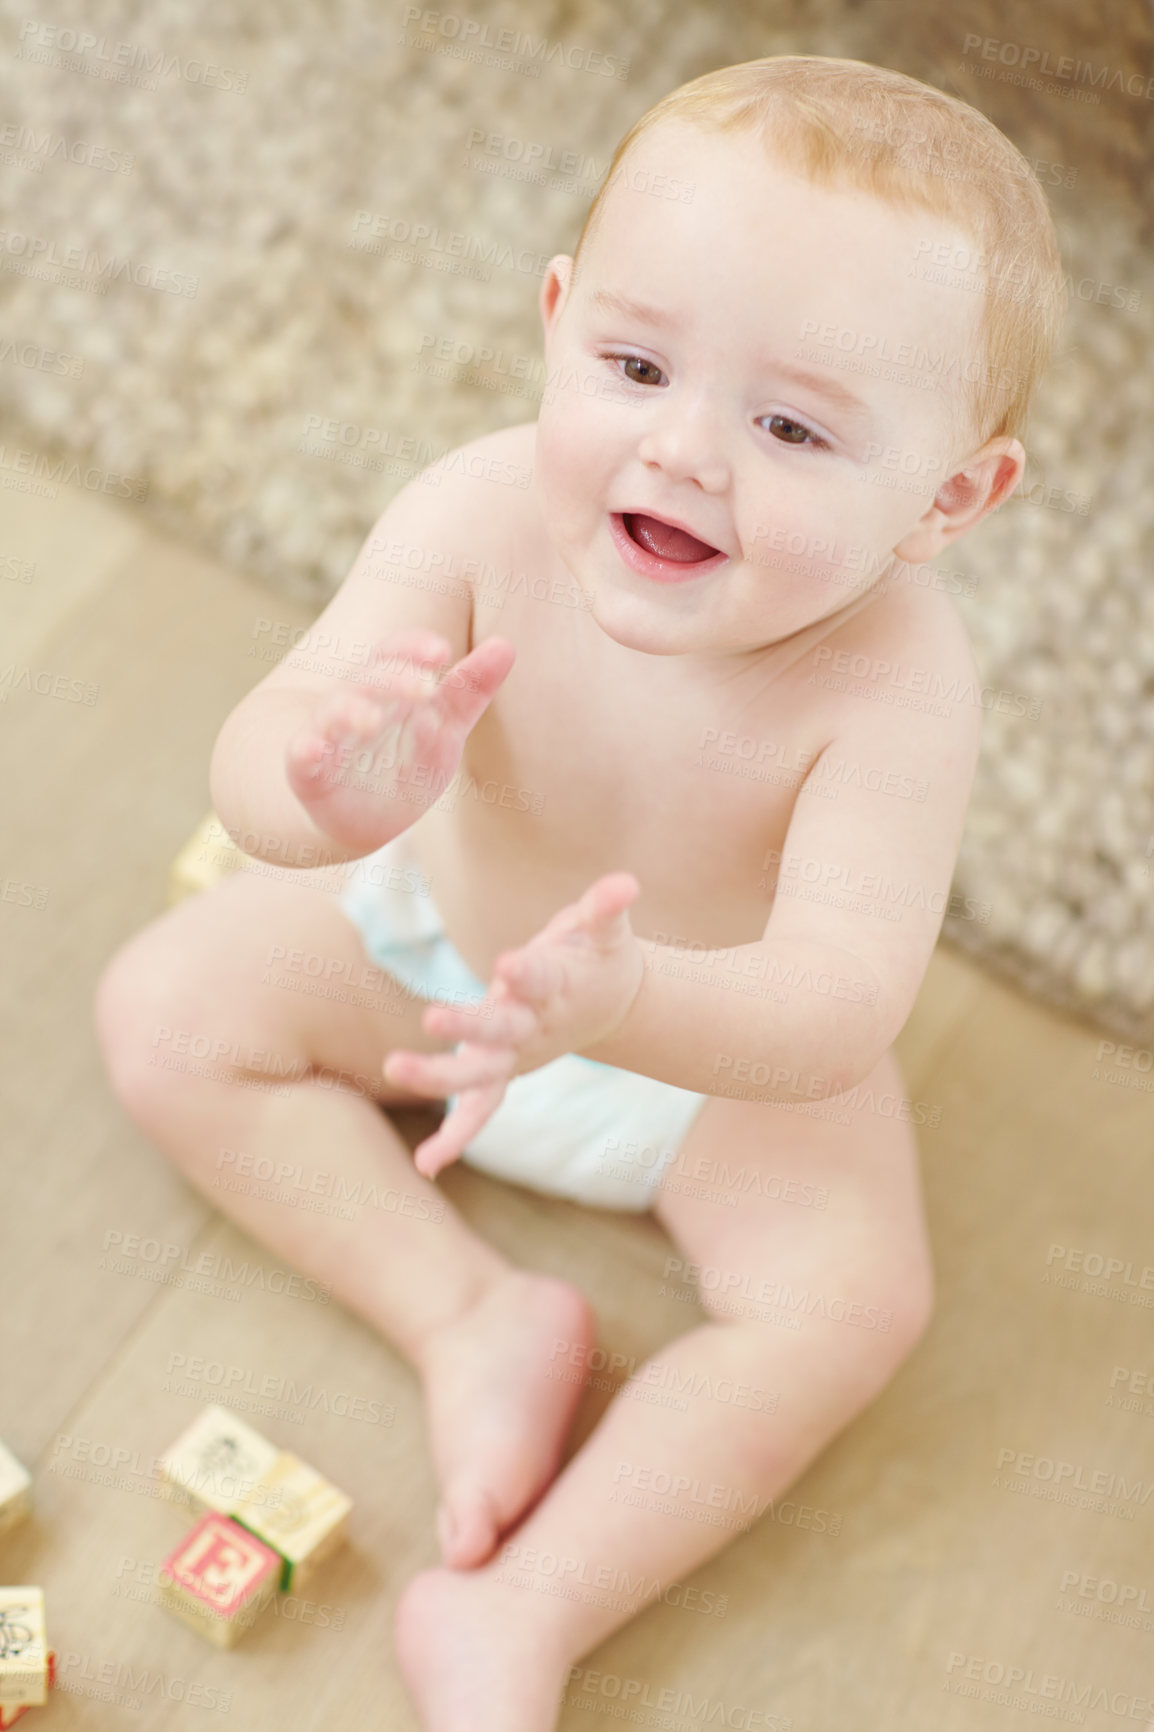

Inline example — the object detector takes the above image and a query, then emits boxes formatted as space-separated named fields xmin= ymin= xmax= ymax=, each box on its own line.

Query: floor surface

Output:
xmin=2 ymin=482 xmax=1153 ymax=1728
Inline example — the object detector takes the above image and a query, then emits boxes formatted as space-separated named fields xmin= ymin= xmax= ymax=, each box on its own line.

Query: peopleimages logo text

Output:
xmin=962 ymin=35 xmax=1154 ymax=99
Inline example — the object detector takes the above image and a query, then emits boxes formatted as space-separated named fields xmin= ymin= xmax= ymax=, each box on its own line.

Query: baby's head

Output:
xmin=535 ymin=56 xmax=1066 ymax=660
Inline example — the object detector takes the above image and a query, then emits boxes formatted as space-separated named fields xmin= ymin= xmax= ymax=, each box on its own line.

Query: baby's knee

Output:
xmin=717 ymin=1238 xmax=933 ymax=1402
xmin=94 ymin=924 xmax=211 ymax=1120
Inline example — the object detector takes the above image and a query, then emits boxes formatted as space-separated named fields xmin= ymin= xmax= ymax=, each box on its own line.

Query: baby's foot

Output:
xmin=417 ymin=1269 xmax=594 ymax=1569
xmin=395 ymin=1566 xmax=569 ymax=1731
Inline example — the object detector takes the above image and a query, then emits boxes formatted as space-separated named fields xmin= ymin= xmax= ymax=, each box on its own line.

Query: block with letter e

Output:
xmin=158 ymin=1513 xmax=280 ymax=1648
xmin=160 ymin=1406 xmax=352 ymax=1592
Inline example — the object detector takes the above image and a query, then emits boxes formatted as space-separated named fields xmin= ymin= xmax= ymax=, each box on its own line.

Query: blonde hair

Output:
xmin=571 ymin=56 xmax=1066 ymax=446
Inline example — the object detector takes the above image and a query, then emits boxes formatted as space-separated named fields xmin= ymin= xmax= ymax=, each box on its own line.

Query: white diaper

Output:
xmin=339 ymin=833 xmax=709 ymax=1211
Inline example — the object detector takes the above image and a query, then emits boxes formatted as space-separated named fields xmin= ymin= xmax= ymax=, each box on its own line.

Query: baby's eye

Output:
xmin=761 ymin=413 xmax=827 ymax=449
xmin=607 ymin=353 xmax=666 ymax=387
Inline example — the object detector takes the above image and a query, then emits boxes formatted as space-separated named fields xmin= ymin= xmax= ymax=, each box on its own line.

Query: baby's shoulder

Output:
xmin=833 ymin=570 xmax=978 ymax=676
xmin=802 ymin=571 xmax=984 ymax=760
xmin=432 ymin=417 xmax=537 ymax=480
xmin=420 ymin=420 xmax=538 ymax=543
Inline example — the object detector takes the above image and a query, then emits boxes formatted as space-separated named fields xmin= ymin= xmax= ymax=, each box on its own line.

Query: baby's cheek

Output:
xmin=536 ymin=394 xmax=575 ymax=462
xmin=744 ymin=499 xmax=853 ymax=596
xmin=535 ymin=410 xmax=600 ymax=532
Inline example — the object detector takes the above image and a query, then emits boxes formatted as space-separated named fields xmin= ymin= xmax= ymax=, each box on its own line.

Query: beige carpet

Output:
xmin=1 ymin=0 xmax=1152 ymax=1041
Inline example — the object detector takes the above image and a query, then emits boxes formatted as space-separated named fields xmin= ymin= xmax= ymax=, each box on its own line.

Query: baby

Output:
xmin=97 ymin=55 xmax=1065 ymax=1732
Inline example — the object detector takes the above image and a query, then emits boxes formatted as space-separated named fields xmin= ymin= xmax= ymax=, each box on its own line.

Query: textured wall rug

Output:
xmin=1 ymin=0 xmax=1151 ymax=1043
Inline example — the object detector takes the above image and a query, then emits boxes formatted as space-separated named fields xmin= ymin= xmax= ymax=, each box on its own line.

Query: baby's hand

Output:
xmin=285 ymin=630 xmax=514 ymax=851
xmin=384 ymin=873 xmax=646 ymax=1179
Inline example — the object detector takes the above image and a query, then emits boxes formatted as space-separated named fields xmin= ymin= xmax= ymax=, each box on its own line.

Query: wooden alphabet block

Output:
xmin=233 ymin=1453 xmax=352 ymax=1591
xmin=0 ymin=1448 xmax=31 ymax=1538
xmin=160 ymin=1406 xmax=280 ymax=1517
xmin=0 ymin=1589 xmax=48 ymax=1709
xmin=158 ymin=1514 xmax=280 ymax=1648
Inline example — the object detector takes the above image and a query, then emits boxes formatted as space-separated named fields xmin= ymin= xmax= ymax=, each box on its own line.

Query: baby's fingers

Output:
xmin=315 ymin=691 xmax=392 ymax=746
xmin=429 ymin=637 xmax=516 ymax=732
xmin=533 ymin=873 xmax=641 ymax=950
xmin=422 ymin=998 xmax=538 ymax=1047
xmin=491 ymin=944 xmax=563 ymax=1008
xmin=367 ymin=633 xmax=454 ymax=704
xmin=413 ymin=1081 xmax=506 ymax=1180
xmin=287 ymin=692 xmax=393 ymax=787
xmin=575 ymin=872 xmax=640 ymax=935
xmin=383 ymin=1041 xmax=518 ymax=1097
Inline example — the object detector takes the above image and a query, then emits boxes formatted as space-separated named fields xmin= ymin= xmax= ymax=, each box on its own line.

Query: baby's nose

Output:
xmin=637 ymin=407 xmax=730 ymax=492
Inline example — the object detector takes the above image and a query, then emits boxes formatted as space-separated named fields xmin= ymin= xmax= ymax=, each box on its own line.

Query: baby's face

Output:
xmin=536 ymin=121 xmax=995 ymax=662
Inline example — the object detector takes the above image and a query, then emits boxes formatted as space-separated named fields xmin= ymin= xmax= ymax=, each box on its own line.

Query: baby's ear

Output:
xmin=539 ymin=255 xmax=574 ymax=342
xmin=893 ymin=436 xmax=1025 ymax=563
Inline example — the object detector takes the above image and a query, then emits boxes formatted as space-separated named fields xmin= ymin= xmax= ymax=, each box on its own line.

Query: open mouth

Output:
xmin=610 ymin=512 xmax=728 ymax=583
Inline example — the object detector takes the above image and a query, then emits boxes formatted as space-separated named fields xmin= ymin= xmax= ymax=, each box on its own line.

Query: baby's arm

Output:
xmin=582 ymin=608 xmax=985 ymax=1101
xmin=209 ymin=462 xmax=510 ymax=868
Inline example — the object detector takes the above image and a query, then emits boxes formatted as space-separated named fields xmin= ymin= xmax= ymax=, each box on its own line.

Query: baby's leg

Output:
xmin=395 ymin=1047 xmax=933 ymax=1732
xmin=95 ymin=868 xmax=594 ymax=1566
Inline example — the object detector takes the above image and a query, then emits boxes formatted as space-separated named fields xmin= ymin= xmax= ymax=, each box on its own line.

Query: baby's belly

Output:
xmin=403 ymin=800 xmax=775 ymax=987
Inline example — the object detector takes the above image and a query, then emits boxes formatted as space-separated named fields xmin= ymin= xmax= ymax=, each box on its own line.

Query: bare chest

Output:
xmin=412 ymin=589 xmax=831 ymax=978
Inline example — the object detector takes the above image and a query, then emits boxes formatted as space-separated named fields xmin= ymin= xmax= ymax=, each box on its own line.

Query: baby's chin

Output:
xmin=590 ymin=605 xmax=688 ymax=657
xmin=583 ymin=577 xmax=741 ymax=659
xmin=537 ymin=544 xmax=665 ymax=655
